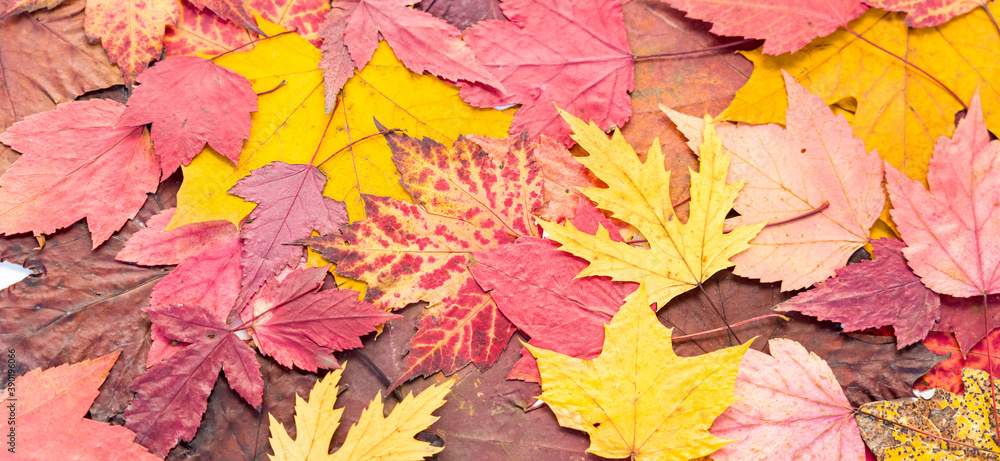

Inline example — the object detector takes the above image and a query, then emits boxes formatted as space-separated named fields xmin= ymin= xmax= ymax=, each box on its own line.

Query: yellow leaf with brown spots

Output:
xmin=857 ymin=368 xmax=1000 ymax=460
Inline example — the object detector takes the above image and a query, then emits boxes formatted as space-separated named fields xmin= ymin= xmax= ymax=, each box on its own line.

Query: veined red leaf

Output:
xmin=865 ymin=0 xmax=984 ymax=27
xmin=188 ymin=0 xmax=265 ymax=34
xmin=460 ymin=0 xmax=633 ymax=146
xmin=118 ymin=56 xmax=257 ymax=178
xmin=240 ymin=266 xmax=398 ymax=372
xmin=125 ymin=304 xmax=263 ymax=456
xmin=935 ymin=295 xmax=1000 ymax=357
xmin=778 ymin=238 xmax=941 ymax=347
xmin=918 ymin=329 xmax=1000 ymax=395
xmin=0 ymin=99 xmax=158 ymax=248
xmin=230 ymin=161 xmax=348 ymax=312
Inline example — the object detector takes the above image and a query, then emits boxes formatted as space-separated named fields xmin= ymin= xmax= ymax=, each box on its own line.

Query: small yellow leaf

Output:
xmin=540 ymin=110 xmax=763 ymax=308
xmin=527 ymin=284 xmax=751 ymax=460
xmin=268 ymin=364 xmax=454 ymax=461
xmin=856 ymin=368 xmax=1000 ymax=460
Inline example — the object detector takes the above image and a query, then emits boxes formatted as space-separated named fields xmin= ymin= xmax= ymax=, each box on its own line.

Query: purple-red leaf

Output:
xmin=240 ymin=266 xmax=398 ymax=372
xmin=125 ymin=304 xmax=263 ymax=456
xmin=118 ymin=56 xmax=257 ymax=178
xmin=0 ymin=99 xmax=158 ymax=248
xmin=777 ymin=238 xmax=941 ymax=347
xmin=230 ymin=161 xmax=348 ymax=312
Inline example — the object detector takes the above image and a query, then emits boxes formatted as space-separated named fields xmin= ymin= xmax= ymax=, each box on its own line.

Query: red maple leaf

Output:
xmin=460 ymin=0 xmax=634 ymax=146
xmin=118 ymin=56 xmax=257 ymax=178
xmin=188 ymin=0 xmax=265 ymax=34
xmin=0 ymin=99 xmax=159 ymax=248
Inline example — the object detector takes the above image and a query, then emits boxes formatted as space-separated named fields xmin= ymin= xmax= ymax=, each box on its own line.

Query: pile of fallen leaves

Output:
xmin=3 ymin=0 xmax=1000 ymax=459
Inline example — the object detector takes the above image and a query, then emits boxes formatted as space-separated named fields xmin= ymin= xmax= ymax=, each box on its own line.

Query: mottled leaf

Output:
xmin=84 ymin=0 xmax=180 ymax=85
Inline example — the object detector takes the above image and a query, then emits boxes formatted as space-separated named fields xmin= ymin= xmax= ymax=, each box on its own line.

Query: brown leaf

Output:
xmin=0 ymin=0 xmax=123 ymax=177
xmin=166 ymin=355 xmax=319 ymax=461
xmin=660 ymin=269 xmax=945 ymax=406
xmin=0 ymin=175 xmax=178 ymax=419
xmin=414 ymin=0 xmax=504 ymax=30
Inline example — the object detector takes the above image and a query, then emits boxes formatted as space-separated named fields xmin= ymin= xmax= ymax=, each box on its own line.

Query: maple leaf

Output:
xmin=0 ymin=99 xmax=158 ymax=248
xmin=540 ymin=110 xmax=763 ymax=308
xmin=934 ymin=295 xmax=1000 ymax=357
xmin=125 ymin=304 xmax=264 ymax=455
xmin=0 ymin=177 xmax=177 ymax=420
xmin=917 ymin=327 xmax=1000 ymax=395
xmin=866 ymin=0 xmax=989 ymax=26
xmin=710 ymin=338 xmax=866 ymax=460
xmin=886 ymin=92 xmax=1000 ymax=297
xmin=268 ymin=364 xmax=454 ymax=461
xmin=230 ymin=162 xmax=348 ymax=311
xmin=665 ymin=72 xmax=885 ymax=291
xmin=858 ymin=368 xmax=1000 ymax=459
xmin=777 ymin=238 xmax=941 ymax=348
xmin=469 ymin=223 xmax=636 ymax=381
xmin=318 ymin=0 xmax=502 ymax=109
xmin=84 ymin=0 xmax=180 ymax=85
xmin=0 ymin=0 xmax=62 ymax=18
xmin=0 ymin=0 xmax=123 ymax=176
xmin=460 ymin=0 xmax=634 ymax=146
xmin=118 ymin=56 xmax=258 ymax=179
xmin=239 ymin=266 xmax=398 ymax=372
xmin=169 ymin=356 xmax=319 ymax=460
xmin=721 ymin=6 xmax=1000 ymax=182
xmin=655 ymin=0 xmax=867 ymax=55
xmin=414 ymin=0 xmax=503 ymax=29
xmin=170 ymin=19 xmax=512 ymax=228
xmin=308 ymin=130 xmax=539 ymax=386
xmin=164 ymin=0 xmax=330 ymax=56
xmin=0 ymin=352 xmax=160 ymax=460
xmin=188 ymin=0 xmax=265 ymax=34
xmin=527 ymin=284 xmax=750 ymax=460
xmin=116 ymin=207 xmax=241 ymax=365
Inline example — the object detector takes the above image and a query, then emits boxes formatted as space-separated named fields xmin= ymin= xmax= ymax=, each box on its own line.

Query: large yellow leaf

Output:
xmin=168 ymin=19 xmax=512 ymax=230
xmin=268 ymin=364 xmax=454 ymax=461
xmin=720 ymin=6 xmax=1000 ymax=182
xmin=526 ymin=284 xmax=751 ymax=460
xmin=539 ymin=110 xmax=763 ymax=308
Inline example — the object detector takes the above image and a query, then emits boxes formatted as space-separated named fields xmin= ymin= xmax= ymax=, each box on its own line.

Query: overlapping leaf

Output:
xmin=0 ymin=99 xmax=158 ymax=249
xmin=656 ymin=0 xmax=867 ymax=55
xmin=918 ymin=328 xmax=1000 ymax=394
xmin=188 ymin=0 xmax=264 ymax=34
xmin=118 ymin=56 xmax=258 ymax=178
xmin=527 ymin=285 xmax=750 ymax=460
xmin=239 ymin=266 xmax=397 ymax=372
xmin=460 ymin=0 xmax=633 ymax=145
xmin=318 ymin=0 xmax=502 ymax=107
xmin=170 ymin=19 xmax=512 ymax=229
xmin=887 ymin=92 xmax=1000 ymax=297
xmin=84 ymin=0 xmax=179 ymax=85
xmin=0 ymin=352 xmax=160 ymax=461
xmin=667 ymin=73 xmax=884 ymax=290
xmin=307 ymin=130 xmax=540 ymax=386
xmin=866 ymin=0 xmax=987 ymax=26
xmin=722 ymin=5 xmax=1000 ymax=182
xmin=540 ymin=110 xmax=763 ymax=308
xmin=268 ymin=364 xmax=454 ymax=461
xmin=778 ymin=238 xmax=941 ymax=347
xmin=858 ymin=368 xmax=1000 ymax=459
xmin=710 ymin=339 xmax=865 ymax=460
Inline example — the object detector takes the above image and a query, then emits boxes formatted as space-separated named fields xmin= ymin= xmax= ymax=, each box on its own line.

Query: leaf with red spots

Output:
xmin=118 ymin=56 xmax=258 ymax=179
xmin=188 ymin=0 xmax=265 ymax=34
xmin=0 ymin=99 xmax=159 ymax=249
xmin=116 ymin=207 xmax=241 ymax=365
xmin=230 ymin=161 xmax=348 ymax=313
xmin=306 ymin=131 xmax=542 ymax=385
xmin=460 ymin=0 xmax=634 ymax=145
xmin=164 ymin=0 xmax=330 ymax=57
xmin=777 ymin=238 xmax=941 ymax=348
xmin=239 ymin=266 xmax=398 ymax=372
xmin=125 ymin=304 xmax=264 ymax=456
xmin=317 ymin=0 xmax=502 ymax=108
xmin=84 ymin=0 xmax=180 ymax=86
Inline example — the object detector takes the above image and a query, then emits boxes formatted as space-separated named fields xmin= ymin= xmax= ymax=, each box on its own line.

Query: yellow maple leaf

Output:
xmin=526 ymin=284 xmax=750 ymax=460
xmin=540 ymin=110 xmax=763 ymax=308
xmin=720 ymin=6 xmax=1000 ymax=182
xmin=856 ymin=368 xmax=1000 ymax=460
xmin=168 ymin=18 xmax=512 ymax=230
xmin=268 ymin=364 xmax=454 ymax=461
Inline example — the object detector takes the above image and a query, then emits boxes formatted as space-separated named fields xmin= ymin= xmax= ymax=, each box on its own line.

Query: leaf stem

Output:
xmin=843 ymin=25 xmax=967 ymax=110
xmin=352 ymin=348 xmax=404 ymax=402
xmin=256 ymin=80 xmax=286 ymax=96
xmin=308 ymin=112 xmax=338 ymax=165
xmin=854 ymin=407 xmax=1000 ymax=455
xmin=670 ymin=313 xmax=788 ymax=341
xmin=985 ymin=5 xmax=1000 ymax=40
xmin=986 ymin=294 xmax=1000 ymax=442
xmin=632 ymin=39 xmax=759 ymax=61
xmin=208 ymin=30 xmax=296 ymax=62
xmin=314 ymin=128 xmax=403 ymax=167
